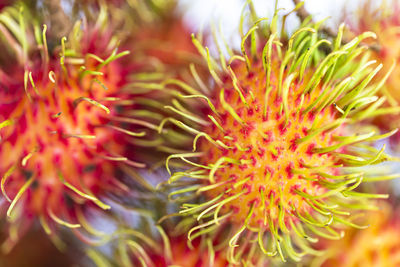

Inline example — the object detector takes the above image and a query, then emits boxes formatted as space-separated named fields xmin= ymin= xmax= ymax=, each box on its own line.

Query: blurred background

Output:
xmin=179 ymin=0 xmax=371 ymax=48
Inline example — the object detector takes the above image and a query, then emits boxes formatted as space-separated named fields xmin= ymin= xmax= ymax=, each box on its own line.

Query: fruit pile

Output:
xmin=1 ymin=0 xmax=400 ymax=266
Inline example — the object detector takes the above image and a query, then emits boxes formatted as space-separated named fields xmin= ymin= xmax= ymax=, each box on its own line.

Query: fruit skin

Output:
xmin=316 ymin=203 xmax=400 ymax=267
xmin=102 ymin=0 xmax=208 ymax=164
xmin=126 ymin=0 xmax=199 ymax=68
xmin=133 ymin=234 xmax=230 ymax=267
xmin=0 ymin=0 xmax=207 ymax=250
xmin=0 ymin=2 xmax=151 ymax=249
xmin=346 ymin=1 xmax=400 ymax=142
xmin=199 ymin=55 xmax=338 ymax=228
xmin=88 ymin=223 xmax=271 ymax=267
xmin=78 ymin=0 xmax=199 ymax=70
xmin=159 ymin=4 xmax=397 ymax=264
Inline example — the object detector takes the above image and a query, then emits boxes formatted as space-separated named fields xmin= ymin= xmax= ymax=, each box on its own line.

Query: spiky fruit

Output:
xmin=317 ymin=203 xmax=400 ymax=267
xmin=347 ymin=1 xmax=400 ymax=140
xmin=0 ymin=3 xmax=154 ymax=249
xmin=160 ymin=5 xmax=397 ymax=263
xmin=88 ymin=224 xmax=269 ymax=267
xmin=80 ymin=0 xmax=198 ymax=70
xmin=132 ymin=233 xmax=230 ymax=267
xmin=124 ymin=0 xmax=198 ymax=68
xmin=104 ymin=0 xmax=206 ymax=163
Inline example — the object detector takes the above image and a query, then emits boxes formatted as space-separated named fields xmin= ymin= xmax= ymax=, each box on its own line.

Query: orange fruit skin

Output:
xmin=199 ymin=56 xmax=340 ymax=228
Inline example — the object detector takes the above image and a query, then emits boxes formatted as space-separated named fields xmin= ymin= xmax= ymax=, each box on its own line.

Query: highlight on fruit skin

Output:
xmin=157 ymin=2 xmax=400 ymax=263
xmin=312 ymin=202 xmax=400 ymax=267
xmin=345 ymin=0 xmax=400 ymax=140
xmin=0 ymin=2 xmax=157 ymax=250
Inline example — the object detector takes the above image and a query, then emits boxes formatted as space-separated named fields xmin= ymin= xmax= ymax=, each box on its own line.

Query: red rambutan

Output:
xmin=0 ymin=2 xmax=153 ymax=250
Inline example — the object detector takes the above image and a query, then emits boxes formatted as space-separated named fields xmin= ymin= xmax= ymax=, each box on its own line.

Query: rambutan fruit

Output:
xmin=0 ymin=2 xmax=156 ymax=250
xmin=87 ymin=224 xmax=270 ymax=267
xmin=315 ymin=202 xmax=400 ymax=267
xmin=95 ymin=0 xmax=208 ymax=166
xmin=127 ymin=230 xmax=231 ymax=267
xmin=158 ymin=4 xmax=398 ymax=263
xmin=123 ymin=0 xmax=198 ymax=68
xmin=76 ymin=0 xmax=199 ymax=71
xmin=345 ymin=1 xmax=400 ymax=142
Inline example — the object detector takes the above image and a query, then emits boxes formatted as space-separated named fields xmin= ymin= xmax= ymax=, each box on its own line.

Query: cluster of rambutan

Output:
xmin=2 ymin=0 xmax=400 ymax=266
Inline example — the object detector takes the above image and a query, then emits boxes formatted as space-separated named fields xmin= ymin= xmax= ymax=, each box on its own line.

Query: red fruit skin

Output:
xmin=0 ymin=0 xmax=204 ymax=248
xmin=133 ymin=17 xmax=198 ymax=68
xmin=0 ymin=17 xmax=138 ymax=243
xmin=131 ymin=234 xmax=270 ymax=267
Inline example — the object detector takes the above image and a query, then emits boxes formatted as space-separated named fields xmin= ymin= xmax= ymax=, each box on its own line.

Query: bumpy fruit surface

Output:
xmin=161 ymin=6 xmax=396 ymax=263
xmin=138 ymin=234 xmax=230 ymax=267
xmin=199 ymin=55 xmax=338 ymax=226
xmin=88 ymin=225 xmax=269 ymax=267
xmin=0 ymin=3 xmax=152 ymax=249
